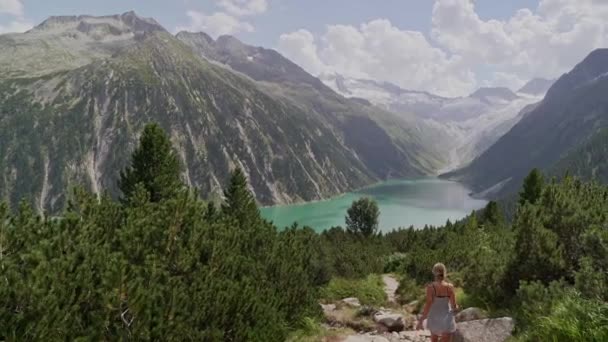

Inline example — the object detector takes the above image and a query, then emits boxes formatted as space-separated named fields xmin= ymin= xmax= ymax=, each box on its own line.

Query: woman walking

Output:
xmin=416 ymin=263 xmax=458 ymax=342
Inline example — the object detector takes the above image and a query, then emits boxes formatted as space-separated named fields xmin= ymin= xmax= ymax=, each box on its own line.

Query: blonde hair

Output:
xmin=432 ymin=263 xmax=447 ymax=280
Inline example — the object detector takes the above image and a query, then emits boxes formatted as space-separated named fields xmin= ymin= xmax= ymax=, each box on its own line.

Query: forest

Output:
xmin=1 ymin=124 xmax=607 ymax=341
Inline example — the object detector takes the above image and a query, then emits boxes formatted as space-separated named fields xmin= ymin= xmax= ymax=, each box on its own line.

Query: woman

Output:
xmin=416 ymin=263 xmax=458 ymax=342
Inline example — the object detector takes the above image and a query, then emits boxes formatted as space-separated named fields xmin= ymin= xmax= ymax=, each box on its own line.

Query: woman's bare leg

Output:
xmin=431 ymin=334 xmax=439 ymax=342
xmin=440 ymin=333 xmax=452 ymax=342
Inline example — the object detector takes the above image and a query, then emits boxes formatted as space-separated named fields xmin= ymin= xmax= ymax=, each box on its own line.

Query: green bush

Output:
xmin=395 ymin=275 xmax=422 ymax=304
xmin=320 ymin=274 xmax=386 ymax=306
xmin=514 ymin=280 xmax=569 ymax=331
xmin=515 ymin=293 xmax=608 ymax=341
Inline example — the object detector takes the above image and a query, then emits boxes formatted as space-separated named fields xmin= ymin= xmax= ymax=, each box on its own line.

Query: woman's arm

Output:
xmin=417 ymin=285 xmax=434 ymax=329
xmin=448 ymin=284 xmax=459 ymax=312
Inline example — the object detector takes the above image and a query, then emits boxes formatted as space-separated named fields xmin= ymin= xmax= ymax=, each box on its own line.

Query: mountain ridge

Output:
xmin=445 ymin=48 xmax=608 ymax=198
xmin=0 ymin=12 xmax=442 ymax=213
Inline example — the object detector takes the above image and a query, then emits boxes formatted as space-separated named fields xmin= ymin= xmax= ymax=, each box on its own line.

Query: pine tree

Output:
xmin=221 ymin=167 xmax=260 ymax=224
xmin=482 ymin=201 xmax=504 ymax=226
xmin=519 ymin=168 xmax=544 ymax=206
xmin=345 ymin=197 xmax=380 ymax=237
xmin=504 ymin=204 xmax=565 ymax=294
xmin=119 ymin=123 xmax=183 ymax=203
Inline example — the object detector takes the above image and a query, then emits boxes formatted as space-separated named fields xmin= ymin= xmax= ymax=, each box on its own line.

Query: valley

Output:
xmin=2 ymin=4 xmax=608 ymax=342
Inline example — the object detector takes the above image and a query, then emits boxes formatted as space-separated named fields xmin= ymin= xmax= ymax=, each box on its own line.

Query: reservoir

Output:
xmin=261 ymin=178 xmax=487 ymax=232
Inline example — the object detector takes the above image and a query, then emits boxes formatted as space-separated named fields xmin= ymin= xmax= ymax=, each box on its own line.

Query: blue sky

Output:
xmin=1 ymin=0 xmax=607 ymax=96
xmin=3 ymin=0 xmax=536 ymax=47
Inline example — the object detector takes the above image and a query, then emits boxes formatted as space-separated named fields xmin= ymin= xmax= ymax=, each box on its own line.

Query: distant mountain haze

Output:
xmin=320 ymin=73 xmax=548 ymax=170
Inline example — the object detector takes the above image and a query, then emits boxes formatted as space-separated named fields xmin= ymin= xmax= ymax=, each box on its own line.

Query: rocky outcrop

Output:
xmin=374 ymin=311 xmax=406 ymax=332
xmin=454 ymin=317 xmax=515 ymax=342
xmin=341 ymin=297 xmax=362 ymax=308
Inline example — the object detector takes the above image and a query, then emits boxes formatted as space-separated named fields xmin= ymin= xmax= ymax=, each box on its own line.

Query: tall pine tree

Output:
xmin=519 ymin=168 xmax=544 ymax=206
xmin=119 ymin=123 xmax=183 ymax=203
xmin=221 ymin=167 xmax=260 ymax=224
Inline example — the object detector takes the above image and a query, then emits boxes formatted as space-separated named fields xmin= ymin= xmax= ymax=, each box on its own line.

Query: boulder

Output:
xmin=343 ymin=334 xmax=390 ymax=342
xmin=399 ymin=330 xmax=431 ymax=342
xmin=374 ymin=311 xmax=405 ymax=332
xmin=342 ymin=297 xmax=362 ymax=308
xmin=454 ymin=317 xmax=515 ymax=342
xmin=321 ymin=303 xmax=336 ymax=316
xmin=455 ymin=307 xmax=487 ymax=322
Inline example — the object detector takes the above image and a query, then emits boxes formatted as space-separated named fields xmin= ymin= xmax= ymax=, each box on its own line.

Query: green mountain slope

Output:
xmin=445 ymin=49 xmax=608 ymax=197
xmin=550 ymin=128 xmax=608 ymax=183
xmin=176 ymin=31 xmax=445 ymax=177
xmin=0 ymin=13 xmax=441 ymax=213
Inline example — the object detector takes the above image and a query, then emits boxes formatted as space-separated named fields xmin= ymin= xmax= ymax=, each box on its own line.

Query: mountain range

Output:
xmin=0 ymin=12 xmax=443 ymax=213
xmin=1 ymin=11 xmax=606 ymax=213
xmin=320 ymin=74 xmax=553 ymax=169
xmin=445 ymin=49 xmax=608 ymax=198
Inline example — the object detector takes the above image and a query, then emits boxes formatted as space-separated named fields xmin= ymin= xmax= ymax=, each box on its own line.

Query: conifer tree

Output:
xmin=519 ymin=168 xmax=544 ymax=206
xmin=119 ymin=123 xmax=183 ymax=203
xmin=504 ymin=204 xmax=565 ymax=294
xmin=482 ymin=201 xmax=504 ymax=226
xmin=221 ymin=167 xmax=260 ymax=223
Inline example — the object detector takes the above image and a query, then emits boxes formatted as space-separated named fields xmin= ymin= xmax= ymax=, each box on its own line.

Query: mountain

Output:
xmin=446 ymin=49 xmax=608 ymax=197
xmin=0 ymin=13 xmax=442 ymax=213
xmin=550 ymin=128 xmax=608 ymax=184
xmin=517 ymin=78 xmax=555 ymax=96
xmin=0 ymin=11 xmax=165 ymax=78
xmin=176 ymin=32 xmax=445 ymax=176
xmin=470 ymin=87 xmax=520 ymax=102
xmin=320 ymin=74 xmax=544 ymax=170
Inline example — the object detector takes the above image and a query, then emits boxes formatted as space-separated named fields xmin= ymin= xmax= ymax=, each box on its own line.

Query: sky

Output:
xmin=1 ymin=0 xmax=608 ymax=97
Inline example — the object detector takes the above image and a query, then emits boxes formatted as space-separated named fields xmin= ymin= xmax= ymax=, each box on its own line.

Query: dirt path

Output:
xmin=382 ymin=274 xmax=399 ymax=304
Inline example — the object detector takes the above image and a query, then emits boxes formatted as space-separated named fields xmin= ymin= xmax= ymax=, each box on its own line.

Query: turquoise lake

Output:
xmin=260 ymin=178 xmax=487 ymax=232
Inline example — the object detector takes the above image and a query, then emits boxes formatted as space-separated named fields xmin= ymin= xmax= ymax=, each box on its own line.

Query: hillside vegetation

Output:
xmin=1 ymin=124 xmax=606 ymax=341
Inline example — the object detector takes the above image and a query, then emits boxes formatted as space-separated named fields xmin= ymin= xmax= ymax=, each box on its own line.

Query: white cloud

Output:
xmin=0 ymin=0 xmax=23 ymax=16
xmin=277 ymin=0 xmax=608 ymax=96
xmin=278 ymin=19 xmax=476 ymax=97
xmin=218 ymin=0 xmax=267 ymax=17
xmin=431 ymin=0 xmax=608 ymax=89
xmin=176 ymin=10 xmax=254 ymax=38
xmin=277 ymin=30 xmax=328 ymax=75
xmin=0 ymin=19 xmax=32 ymax=34
xmin=177 ymin=0 xmax=267 ymax=37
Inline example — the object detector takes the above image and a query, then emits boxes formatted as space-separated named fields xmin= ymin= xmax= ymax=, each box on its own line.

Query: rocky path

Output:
xmin=382 ymin=274 xmax=399 ymax=304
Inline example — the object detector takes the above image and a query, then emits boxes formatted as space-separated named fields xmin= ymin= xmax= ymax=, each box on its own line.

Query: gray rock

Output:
xmin=374 ymin=311 xmax=405 ymax=332
xmin=399 ymin=330 xmax=431 ymax=342
xmin=321 ymin=303 xmax=336 ymax=316
xmin=343 ymin=334 xmax=390 ymax=342
xmin=455 ymin=307 xmax=487 ymax=322
xmin=342 ymin=297 xmax=362 ymax=308
xmin=454 ymin=317 xmax=515 ymax=342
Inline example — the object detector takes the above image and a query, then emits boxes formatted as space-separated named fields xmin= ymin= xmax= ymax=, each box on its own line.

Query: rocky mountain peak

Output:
xmin=176 ymin=31 xmax=214 ymax=45
xmin=517 ymin=78 xmax=554 ymax=96
xmin=31 ymin=11 xmax=165 ymax=36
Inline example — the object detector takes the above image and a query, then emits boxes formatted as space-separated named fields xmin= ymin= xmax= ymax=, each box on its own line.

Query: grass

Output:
xmin=513 ymin=294 xmax=608 ymax=342
xmin=320 ymin=274 xmax=387 ymax=306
